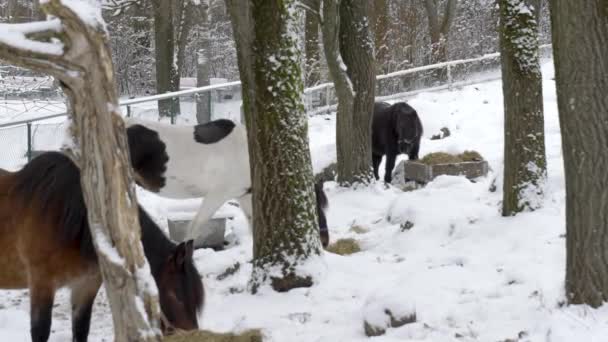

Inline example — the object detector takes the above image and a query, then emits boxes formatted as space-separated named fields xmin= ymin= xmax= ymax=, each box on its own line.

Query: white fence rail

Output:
xmin=0 ymin=44 xmax=553 ymax=170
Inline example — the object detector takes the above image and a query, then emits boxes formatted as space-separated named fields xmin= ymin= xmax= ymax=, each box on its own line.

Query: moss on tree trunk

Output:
xmin=227 ymin=0 xmax=322 ymax=293
xmin=499 ymin=0 xmax=547 ymax=216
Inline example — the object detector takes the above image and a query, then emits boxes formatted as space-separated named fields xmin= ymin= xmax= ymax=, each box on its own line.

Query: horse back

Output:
xmin=0 ymin=156 xmax=98 ymax=290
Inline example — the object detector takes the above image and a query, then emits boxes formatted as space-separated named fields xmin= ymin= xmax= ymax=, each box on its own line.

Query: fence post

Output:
xmin=26 ymin=122 xmax=32 ymax=162
xmin=447 ymin=64 xmax=453 ymax=91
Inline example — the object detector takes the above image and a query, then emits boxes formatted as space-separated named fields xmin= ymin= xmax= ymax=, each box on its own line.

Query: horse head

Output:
xmin=126 ymin=124 xmax=169 ymax=193
xmin=391 ymin=102 xmax=420 ymax=155
xmin=156 ymin=239 xmax=204 ymax=334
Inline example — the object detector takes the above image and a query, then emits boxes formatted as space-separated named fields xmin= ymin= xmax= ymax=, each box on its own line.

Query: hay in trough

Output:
xmin=326 ymin=238 xmax=361 ymax=255
xmin=419 ymin=152 xmax=463 ymax=165
xmin=458 ymin=150 xmax=483 ymax=162
xmin=163 ymin=329 xmax=263 ymax=342
xmin=419 ymin=150 xmax=484 ymax=165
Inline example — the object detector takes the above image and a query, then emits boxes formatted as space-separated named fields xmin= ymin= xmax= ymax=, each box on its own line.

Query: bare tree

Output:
xmin=226 ymin=0 xmax=323 ymax=293
xmin=374 ymin=0 xmax=390 ymax=74
xmin=151 ymin=0 xmax=180 ymax=119
xmin=320 ymin=0 xmax=376 ymax=185
xmin=423 ymin=0 xmax=457 ymax=63
xmin=304 ymin=1 xmax=321 ymax=87
xmin=0 ymin=1 xmax=161 ymax=340
xmin=499 ymin=0 xmax=547 ymax=216
xmin=548 ymin=0 xmax=608 ymax=307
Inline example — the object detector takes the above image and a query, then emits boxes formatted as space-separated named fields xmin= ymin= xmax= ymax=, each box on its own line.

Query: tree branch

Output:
xmin=423 ymin=0 xmax=439 ymax=36
xmin=320 ymin=0 xmax=354 ymax=98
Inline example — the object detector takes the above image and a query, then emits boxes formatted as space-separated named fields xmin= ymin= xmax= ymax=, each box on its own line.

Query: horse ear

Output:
xmin=173 ymin=242 xmax=188 ymax=269
xmin=185 ymin=239 xmax=194 ymax=262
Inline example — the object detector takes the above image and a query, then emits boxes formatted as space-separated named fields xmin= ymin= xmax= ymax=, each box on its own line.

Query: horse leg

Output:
xmin=384 ymin=152 xmax=397 ymax=184
xmin=237 ymin=192 xmax=253 ymax=232
xmin=187 ymin=193 xmax=228 ymax=242
xmin=29 ymin=283 xmax=55 ymax=342
xmin=372 ymin=153 xmax=382 ymax=180
xmin=71 ymin=273 xmax=102 ymax=342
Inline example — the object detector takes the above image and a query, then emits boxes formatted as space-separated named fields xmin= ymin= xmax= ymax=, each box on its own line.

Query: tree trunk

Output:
xmin=226 ymin=0 xmax=322 ymax=293
xmin=374 ymin=0 xmax=390 ymax=74
xmin=152 ymin=0 xmax=180 ymax=120
xmin=196 ymin=6 xmax=212 ymax=123
xmin=327 ymin=0 xmax=376 ymax=186
xmin=549 ymin=0 xmax=608 ymax=307
xmin=304 ymin=3 xmax=320 ymax=87
xmin=499 ymin=0 xmax=547 ymax=216
xmin=0 ymin=1 xmax=162 ymax=340
xmin=423 ymin=0 xmax=457 ymax=64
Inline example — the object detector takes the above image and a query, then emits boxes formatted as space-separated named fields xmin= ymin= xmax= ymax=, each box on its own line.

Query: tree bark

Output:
xmin=549 ymin=0 xmax=608 ymax=307
xmin=423 ymin=0 xmax=457 ymax=63
xmin=499 ymin=0 xmax=547 ymax=216
xmin=226 ymin=0 xmax=322 ymax=293
xmin=196 ymin=5 xmax=212 ymax=123
xmin=304 ymin=3 xmax=320 ymax=87
xmin=374 ymin=0 xmax=390 ymax=74
xmin=151 ymin=0 xmax=180 ymax=120
xmin=0 ymin=1 xmax=162 ymax=340
xmin=321 ymin=0 xmax=375 ymax=185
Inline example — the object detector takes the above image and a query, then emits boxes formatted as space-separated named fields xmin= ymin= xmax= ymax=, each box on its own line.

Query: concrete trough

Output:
xmin=402 ymin=160 xmax=489 ymax=184
xmin=168 ymin=213 xmax=232 ymax=251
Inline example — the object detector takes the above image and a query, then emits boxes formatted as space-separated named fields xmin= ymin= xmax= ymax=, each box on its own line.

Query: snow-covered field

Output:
xmin=2 ymin=60 xmax=606 ymax=342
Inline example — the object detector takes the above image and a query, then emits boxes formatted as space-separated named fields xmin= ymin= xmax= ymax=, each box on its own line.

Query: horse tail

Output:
xmin=315 ymin=180 xmax=328 ymax=210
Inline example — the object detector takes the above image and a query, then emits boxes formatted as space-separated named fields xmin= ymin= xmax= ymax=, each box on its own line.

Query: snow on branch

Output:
xmin=0 ymin=0 xmax=108 ymax=81
xmin=0 ymin=19 xmax=64 ymax=56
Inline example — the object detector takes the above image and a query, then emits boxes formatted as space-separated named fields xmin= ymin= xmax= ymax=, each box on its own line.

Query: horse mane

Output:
xmin=10 ymin=152 xmax=95 ymax=260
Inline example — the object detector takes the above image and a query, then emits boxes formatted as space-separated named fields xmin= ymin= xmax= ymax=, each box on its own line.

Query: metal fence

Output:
xmin=0 ymin=44 xmax=553 ymax=171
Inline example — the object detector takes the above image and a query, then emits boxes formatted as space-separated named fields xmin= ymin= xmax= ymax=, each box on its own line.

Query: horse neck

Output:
xmin=138 ymin=207 xmax=175 ymax=277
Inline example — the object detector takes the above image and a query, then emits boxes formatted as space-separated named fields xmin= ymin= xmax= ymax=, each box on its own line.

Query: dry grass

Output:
xmin=458 ymin=150 xmax=484 ymax=162
xmin=163 ymin=329 xmax=263 ymax=342
xmin=419 ymin=152 xmax=463 ymax=165
xmin=419 ymin=150 xmax=483 ymax=165
xmin=326 ymin=238 xmax=362 ymax=255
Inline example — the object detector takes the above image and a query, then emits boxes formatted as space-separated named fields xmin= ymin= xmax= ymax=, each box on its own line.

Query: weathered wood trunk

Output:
xmin=499 ymin=0 xmax=547 ymax=216
xmin=321 ymin=0 xmax=376 ymax=186
xmin=0 ymin=1 xmax=162 ymax=340
xmin=549 ymin=0 xmax=608 ymax=307
xmin=226 ymin=0 xmax=322 ymax=293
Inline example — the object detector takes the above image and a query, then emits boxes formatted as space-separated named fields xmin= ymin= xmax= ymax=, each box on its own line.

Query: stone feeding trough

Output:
xmin=398 ymin=151 xmax=489 ymax=185
xmin=168 ymin=212 xmax=233 ymax=251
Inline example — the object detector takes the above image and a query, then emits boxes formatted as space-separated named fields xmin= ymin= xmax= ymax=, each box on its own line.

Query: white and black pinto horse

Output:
xmin=124 ymin=117 xmax=330 ymax=247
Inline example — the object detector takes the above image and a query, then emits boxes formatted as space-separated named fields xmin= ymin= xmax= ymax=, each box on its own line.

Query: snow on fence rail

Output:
xmin=0 ymin=44 xmax=553 ymax=170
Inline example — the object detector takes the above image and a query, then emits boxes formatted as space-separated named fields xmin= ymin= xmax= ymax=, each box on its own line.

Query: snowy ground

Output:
xmin=2 ymin=60 xmax=607 ymax=342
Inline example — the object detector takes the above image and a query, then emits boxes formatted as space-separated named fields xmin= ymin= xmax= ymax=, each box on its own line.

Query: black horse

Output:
xmin=372 ymin=101 xmax=423 ymax=183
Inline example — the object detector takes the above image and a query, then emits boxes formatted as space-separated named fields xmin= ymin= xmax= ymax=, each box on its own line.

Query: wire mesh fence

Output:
xmin=0 ymin=44 xmax=554 ymax=171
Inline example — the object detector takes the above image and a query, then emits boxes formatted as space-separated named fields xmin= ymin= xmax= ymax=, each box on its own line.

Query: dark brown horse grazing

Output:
xmin=0 ymin=152 xmax=204 ymax=342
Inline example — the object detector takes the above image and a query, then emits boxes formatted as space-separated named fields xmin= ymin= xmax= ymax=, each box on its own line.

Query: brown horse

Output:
xmin=0 ymin=152 xmax=204 ymax=342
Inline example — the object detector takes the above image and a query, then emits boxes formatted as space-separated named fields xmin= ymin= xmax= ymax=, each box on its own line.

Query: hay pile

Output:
xmin=163 ymin=329 xmax=263 ymax=342
xmin=325 ymin=238 xmax=361 ymax=255
xmin=419 ymin=150 xmax=483 ymax=165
